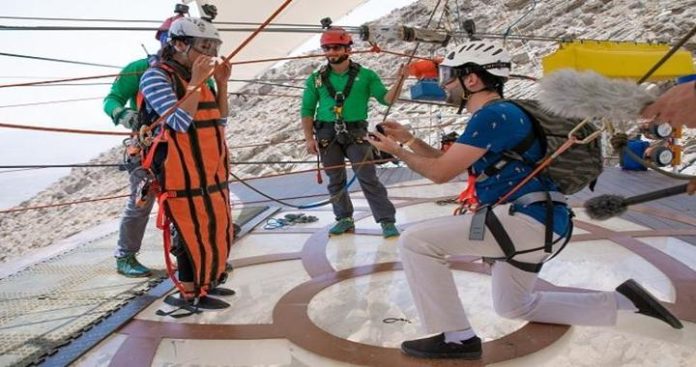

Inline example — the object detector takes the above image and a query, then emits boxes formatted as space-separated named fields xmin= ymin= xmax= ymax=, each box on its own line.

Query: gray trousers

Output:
xmin=115 ymin=166 xmax=156 ymax=258
xmin=316 ymin=124 xmax=396 ymax=223
xmin=400 ymin=204 xmax=619 ymax=334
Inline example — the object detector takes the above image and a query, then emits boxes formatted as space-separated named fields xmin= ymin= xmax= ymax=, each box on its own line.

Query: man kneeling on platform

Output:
xmin=368 ymin=40 xmax=683 ymax=360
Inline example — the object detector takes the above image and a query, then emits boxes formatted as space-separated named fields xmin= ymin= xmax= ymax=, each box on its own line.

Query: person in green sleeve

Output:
xmin=103 ymin=11 xmax=185 ymax=277
xmin=301 ymin=26 xmax=405 ymax=238
xmin=104 ymin=58 xmax=151 ymax=130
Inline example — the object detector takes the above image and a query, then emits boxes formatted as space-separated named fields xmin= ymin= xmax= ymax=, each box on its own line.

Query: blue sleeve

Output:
xmin=456 ymin=104 xmax=531 ymax=153
xmin=139 ymin=68 xmax=193 ymax=132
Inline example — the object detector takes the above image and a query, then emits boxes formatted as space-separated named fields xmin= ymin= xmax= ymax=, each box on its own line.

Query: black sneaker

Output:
xmin=163 ymin=293 xmax=230 ymax=310
xmin=616 ymin=279 xmax=683 ymax=329
xmin=401 ymin=333 xmax=482 ymax=359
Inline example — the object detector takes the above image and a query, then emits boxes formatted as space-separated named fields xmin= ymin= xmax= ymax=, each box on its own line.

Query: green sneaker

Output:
xmin=329 ymin=217 xmax=355 ymax=236
xmin=381 ymin=222 xmax=400 ymax=238
xmin=116 ymin=254 xmax=152 ymax=277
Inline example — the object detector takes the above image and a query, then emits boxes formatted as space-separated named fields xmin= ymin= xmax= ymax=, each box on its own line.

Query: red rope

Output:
xmin=0 ymin=193 xmax=129 ymax=214
xmin=0 ymin=122 xmax=131 ymax=136
xmin=0 ymin=73 xmax=124 ymax=88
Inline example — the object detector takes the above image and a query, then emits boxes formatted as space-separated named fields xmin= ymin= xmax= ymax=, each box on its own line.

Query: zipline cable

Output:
xmin=0 ymin=97 xmax=103 ymax=109
xmin=0 ymin=52 xmax=121 ymax=69
xmin=0 ymin=15 xmax=360 ymax=30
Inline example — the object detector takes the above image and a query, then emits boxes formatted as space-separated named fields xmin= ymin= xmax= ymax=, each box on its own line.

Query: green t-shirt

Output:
xmin=103 ymin=58 xmax=149 ymax=122
xmin=301 ymin=64 xmax=389 ymax=123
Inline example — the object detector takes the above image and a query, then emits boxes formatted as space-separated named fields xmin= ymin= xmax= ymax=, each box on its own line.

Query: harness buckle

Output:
xmin=333 ymin=91 xmax=346 ymax=123
xmin=334 ymin=120 xmax=348 ymax=134
xmin=469 ymin=205 xmax=489 ymax=241
xmin=135 ymin=169 xmax=158 ymax=208
xmin=139 ymin=125 xmax=155 ymax=147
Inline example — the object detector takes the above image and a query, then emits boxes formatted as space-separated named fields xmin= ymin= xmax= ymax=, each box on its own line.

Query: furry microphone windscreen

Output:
xmin=584 ymin=194 xmax=627 ymax=220
xmin=584 ymin=184 xmax=687 ymax=220
xmin=537 ymin=70 xmax=657 ymax=121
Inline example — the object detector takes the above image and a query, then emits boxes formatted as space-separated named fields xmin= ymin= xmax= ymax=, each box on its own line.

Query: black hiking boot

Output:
xmin=616 ymin=279 xmax=683 ymax=329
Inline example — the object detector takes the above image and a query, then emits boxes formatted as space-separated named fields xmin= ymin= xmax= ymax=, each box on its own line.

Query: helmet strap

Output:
xmin=455 ymin=74 xmax=491 ymax=115
xmin=173 ymin=39 xmax=192 ymax=55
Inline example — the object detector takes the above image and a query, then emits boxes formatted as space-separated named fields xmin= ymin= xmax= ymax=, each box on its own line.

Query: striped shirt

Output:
xmin=139 ymin=67 xmax=226 ymax=132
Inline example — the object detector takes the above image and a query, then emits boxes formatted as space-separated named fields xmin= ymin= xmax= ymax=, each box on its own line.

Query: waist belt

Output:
xmin=512 ymin=191 xmax=566 ymax=207
xmin=168 ymin=180 xmax=229 ymax=198
xmin=192 ymin=119 xmax=225 ymax=129
xmin=469 ymin=191 xmax=571 ymax=273
xmin=314 ymin=120 xmax=368 ymax=130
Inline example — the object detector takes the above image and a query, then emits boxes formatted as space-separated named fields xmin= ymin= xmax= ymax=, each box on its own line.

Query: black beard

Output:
xmin=327 ymin=54 xmax=349 ymax=64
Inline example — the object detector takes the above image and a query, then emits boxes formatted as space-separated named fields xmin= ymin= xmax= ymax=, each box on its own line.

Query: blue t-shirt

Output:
xmin=456 ymin=100 xmax=570 ymax=235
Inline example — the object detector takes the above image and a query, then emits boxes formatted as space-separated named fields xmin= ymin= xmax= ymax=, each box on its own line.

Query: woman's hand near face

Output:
xmin=214 ymin=58 xmax=231 ymax=86
xmin=190 ymin=56 xmax=215 ymax=86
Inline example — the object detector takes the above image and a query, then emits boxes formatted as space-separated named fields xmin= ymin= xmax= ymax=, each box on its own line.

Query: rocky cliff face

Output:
xmin=1 ymin=0 xmax=694 ymax=263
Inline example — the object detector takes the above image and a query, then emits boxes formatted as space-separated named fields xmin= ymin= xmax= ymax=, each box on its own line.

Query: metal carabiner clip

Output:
xmin=334 ymin=121 xmax=348 ymax=135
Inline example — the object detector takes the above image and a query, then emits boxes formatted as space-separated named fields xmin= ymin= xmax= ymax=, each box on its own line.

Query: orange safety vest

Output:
xmin=154 ymin=62 xmax=232 ymax=298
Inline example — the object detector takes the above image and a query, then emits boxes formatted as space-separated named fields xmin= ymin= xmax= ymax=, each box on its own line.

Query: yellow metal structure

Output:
xmin=542 ymin=41 xmax=694 ymax=80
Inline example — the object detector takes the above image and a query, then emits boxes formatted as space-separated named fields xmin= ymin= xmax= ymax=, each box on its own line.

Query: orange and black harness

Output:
xmin=140 ymin=61 xmax=233 ymax=300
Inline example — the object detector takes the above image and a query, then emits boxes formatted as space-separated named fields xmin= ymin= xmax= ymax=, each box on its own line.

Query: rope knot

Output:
xmin=368 ymin=42 xmax=381 ymax=53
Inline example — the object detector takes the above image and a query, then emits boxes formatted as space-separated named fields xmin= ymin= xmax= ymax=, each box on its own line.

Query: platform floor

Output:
xmin=1 ymin=168 xmax=695 ymax=367
xmin=73 ymin=168 xmax=696 ymax=367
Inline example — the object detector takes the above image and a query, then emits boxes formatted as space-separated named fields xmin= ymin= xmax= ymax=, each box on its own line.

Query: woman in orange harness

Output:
xmin=140 ymin=17 xmax=233 ymax=309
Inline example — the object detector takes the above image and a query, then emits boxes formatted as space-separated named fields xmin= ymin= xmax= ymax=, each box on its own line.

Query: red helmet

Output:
xmin=320 ymin=27 xmax=353 ymax=47
xmin=155 ymin=14 xmax=184 ymax=45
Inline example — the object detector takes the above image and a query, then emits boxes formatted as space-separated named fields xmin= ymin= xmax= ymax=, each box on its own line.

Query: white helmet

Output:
xmin=438 ymin=41 xmax=511 ymax=85
xmin=168 ymin=17 xmax=221 ymax=42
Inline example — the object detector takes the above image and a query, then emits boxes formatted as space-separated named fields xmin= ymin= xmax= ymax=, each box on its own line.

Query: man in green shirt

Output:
xmin=301 ymin=27 xmax=403 ymax=238
xmin=104 ymin=59 xmax=150 ymax=130
xmin=102 ymin=12 xmax=185 ymax=277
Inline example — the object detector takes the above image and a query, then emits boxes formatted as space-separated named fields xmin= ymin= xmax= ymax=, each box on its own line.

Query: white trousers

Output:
xmin=399 ymin=204 xmax=619 ymax=334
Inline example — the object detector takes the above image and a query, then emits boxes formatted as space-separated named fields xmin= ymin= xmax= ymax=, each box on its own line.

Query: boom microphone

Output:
xmin=537 ymin=70 xmax=657 ymax=121
xmin=584 ymin=183 xmax=688 ymax=220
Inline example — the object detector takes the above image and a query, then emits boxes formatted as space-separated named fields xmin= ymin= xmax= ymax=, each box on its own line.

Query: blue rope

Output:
xmin=297 ymin=174 xmax=358 ymax=209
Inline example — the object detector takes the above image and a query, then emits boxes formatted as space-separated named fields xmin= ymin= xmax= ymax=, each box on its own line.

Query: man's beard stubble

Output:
xmin=327 ymin=54 xmax=349 ymax=64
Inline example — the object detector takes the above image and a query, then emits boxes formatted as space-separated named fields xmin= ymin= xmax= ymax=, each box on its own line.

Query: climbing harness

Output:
xmin=470 ymin=192 xmax=574 ymax=273
xmin=315 ymin=61 xmax=361 ymax=145
xmin=457 ymin=102 xmax=606 ymax=273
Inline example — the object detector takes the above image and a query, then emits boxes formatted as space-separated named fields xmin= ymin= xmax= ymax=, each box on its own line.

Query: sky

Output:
xmin=0 ymin=0 xmax=418 ymax=209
